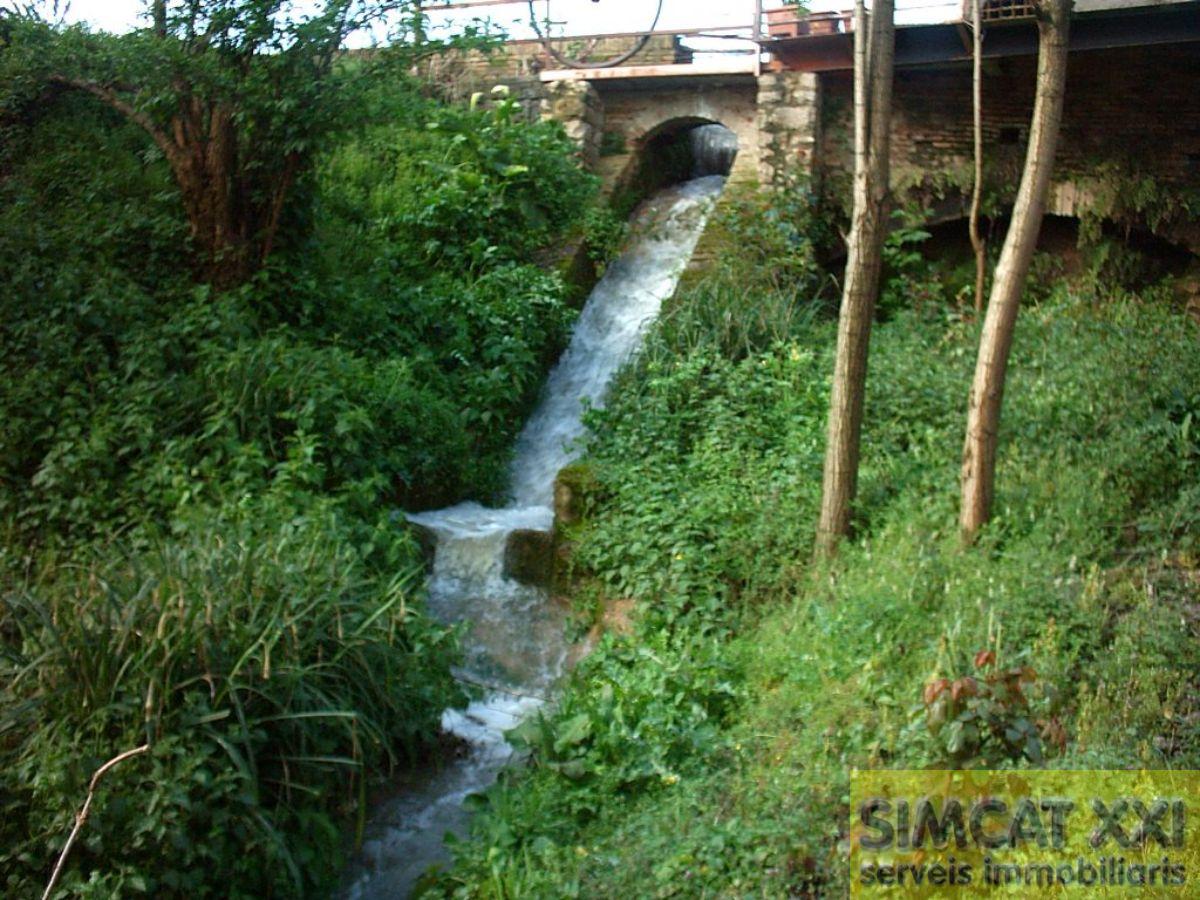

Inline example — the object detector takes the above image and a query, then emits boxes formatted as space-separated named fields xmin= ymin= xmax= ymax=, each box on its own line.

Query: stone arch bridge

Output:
xmin=423 ymin=0 xmax=1200 ymax=252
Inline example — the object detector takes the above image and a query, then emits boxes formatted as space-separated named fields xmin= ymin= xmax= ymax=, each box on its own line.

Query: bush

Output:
xmin=0 ymin=46 xmax=596 ymax=898
xmin=434 ymin=269 xmax=1200 ymax=897
xmin=314 ymin=91 xmax=597 ymax=276
xmin=0 ymin=74 xmax=595 ymax=544
xmin=1 ymin=500 xmax=462 ymax=897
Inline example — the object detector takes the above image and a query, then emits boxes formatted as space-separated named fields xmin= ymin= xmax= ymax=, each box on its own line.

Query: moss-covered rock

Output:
xmin=504 ymin=528 xmax=556 ymax=586
xmin=553 ymin=462 xmax=602 ymax=527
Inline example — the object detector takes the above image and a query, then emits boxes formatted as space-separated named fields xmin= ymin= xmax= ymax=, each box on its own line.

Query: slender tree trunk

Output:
xmin=152 ymin=1 xmax=167 ymax=38
xmin=816 ymin=0 xmax=895 ymax=554
xmin=960 ymin=0 xmax=1071 ymax=542
xmin=968 ymin=0 xmax=987 ymax=313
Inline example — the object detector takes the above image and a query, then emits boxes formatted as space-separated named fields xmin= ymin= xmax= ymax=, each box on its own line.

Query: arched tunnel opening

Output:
xmin=624 ymin=120 xmax=738 ymax=202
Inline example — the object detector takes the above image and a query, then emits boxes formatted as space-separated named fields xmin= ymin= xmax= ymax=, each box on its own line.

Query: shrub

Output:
xmin=0 ymin=47 xmax=595 ymax=897
xmin=434 ymin=274 xmax=1200 ymax=897
xmin=0 ymin=500 xmax=462 ymax=898
xmin=0 ymin=64 xmax=595 ymax=542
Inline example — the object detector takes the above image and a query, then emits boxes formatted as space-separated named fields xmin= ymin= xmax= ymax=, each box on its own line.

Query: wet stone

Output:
xmin=503 ymin=528 xmax=555 ymax=587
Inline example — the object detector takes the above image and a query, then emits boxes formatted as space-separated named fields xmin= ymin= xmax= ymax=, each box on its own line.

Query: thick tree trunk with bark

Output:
xmin=960 ymin=0 xmax=1071 ymax=542
xmin=50 ymin=78 xmax=301 ymax=289
xmin=815 ymin=0 xmax=895 ymax=554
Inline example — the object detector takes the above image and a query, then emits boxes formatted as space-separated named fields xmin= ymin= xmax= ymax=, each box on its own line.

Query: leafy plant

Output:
xmin=879 ymin=208 xmax=938 ymax=316
xmin=434 ymin=268 xmax=1200 ymax=898
xmin=1 ymin=500 xmax=463 ymax=897
xmin=922 ymin=649 xmax=1066 ymax=766
xmin=580 ymin=206 xmax=627 ymax=275
xmin=0 ymin=16 xmax=595 ymax=895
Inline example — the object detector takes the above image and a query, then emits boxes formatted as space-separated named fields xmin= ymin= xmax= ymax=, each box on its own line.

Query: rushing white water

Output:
xmin=690 ymin=124 xmax=740 ymax=179
xmin=343 ymin=175 xmax=726 ymax=899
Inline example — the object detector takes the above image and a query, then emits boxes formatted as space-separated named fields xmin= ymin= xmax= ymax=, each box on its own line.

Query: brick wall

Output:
xmin=819 ymin=43 xmax=1200 ymax=207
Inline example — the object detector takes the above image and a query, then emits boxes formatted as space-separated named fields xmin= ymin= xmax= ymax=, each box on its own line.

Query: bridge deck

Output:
xmin=467 ymin=0 xmax=1200 ymax=80
xmin=539 ymin=58 xmax=759 ymax=84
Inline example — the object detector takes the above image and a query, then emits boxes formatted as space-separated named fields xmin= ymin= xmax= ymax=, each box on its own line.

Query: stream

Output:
xmin=343 ymin=172 xmax=727 ymax=898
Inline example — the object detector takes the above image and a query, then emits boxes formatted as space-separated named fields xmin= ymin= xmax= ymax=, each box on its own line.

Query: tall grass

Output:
xmin=1 ymin=501 xmax=462 ymax=897
xmin=431 ymin=243 xmax=1200 ymax=897
xmin=646 ymin=277 xmax=825 ymax=365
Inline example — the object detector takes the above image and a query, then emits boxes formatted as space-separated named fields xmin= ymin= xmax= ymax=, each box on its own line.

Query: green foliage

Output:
xmin=318 ymin=91 xmax=597 ymax=274
xmin=435 ymin=259 xmax=1200 ymax=896
xmin=654 ymin=183 xmax=834 ymax=363
xmin=597 ymin=129 xmax=626 ymax=157
xmin=1077 ymin=160 xmax=1200 ymax=245
xmin=508 ymin=631 xmax=740 ymax=802
xmin=0 ymin=2 xmax=429 ymax=283
xmin=579 ymin=206 xmax=627 ymax=275
xmin=706 ymin=180 xmax=834 ymax=294
xmin=0 ymin=12 xmax=595 ymax=895
xmin=0 ymin=56 xmax=594 ymax=544
xmin=1 ymin=500 xmax=463 ymax=897
xmin=304 ymin=91 xmax=593 ymax=501
xmin=572 ymin=340 xmax=828 ymax=619
xmin=879 ymin=209 xmax=941 ymax=317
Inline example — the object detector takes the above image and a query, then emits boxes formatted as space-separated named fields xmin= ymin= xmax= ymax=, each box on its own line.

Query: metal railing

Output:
xmin=413 ymin=1 xmax=974 ymax=70
xmin=975 ymin=0 xmax=1038 ymax=22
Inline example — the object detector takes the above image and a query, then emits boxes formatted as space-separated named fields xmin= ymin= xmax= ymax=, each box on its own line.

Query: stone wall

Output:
xmin=596 ymin=80 xmax=762 ymax=195
xmin=539 ymin=80 xmax=605 ymax=169
xmin=756 ymin=71 xmax=821 ymax=187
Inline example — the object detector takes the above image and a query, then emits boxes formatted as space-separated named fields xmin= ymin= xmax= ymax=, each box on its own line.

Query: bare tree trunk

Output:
xmin=816 ymin=0 xmax=895 ymax=554
xmin=968 ymin=0 xmax=987 ymax=313
xmin=960 ymin=0 xmax=1071 ymax=542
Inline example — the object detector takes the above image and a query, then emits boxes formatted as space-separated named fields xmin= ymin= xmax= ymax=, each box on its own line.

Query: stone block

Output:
xmin=772 ymin=105 xmax=817 ymax=131
xmin=504 ymin=528 xmax=555 ymax=587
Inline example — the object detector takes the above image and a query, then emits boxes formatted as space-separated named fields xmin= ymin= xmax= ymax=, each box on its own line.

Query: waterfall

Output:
xmin=689 ymin=124 xmax=739 ymax=178
xmin=344 ymin=175 xmax=726 ymax=898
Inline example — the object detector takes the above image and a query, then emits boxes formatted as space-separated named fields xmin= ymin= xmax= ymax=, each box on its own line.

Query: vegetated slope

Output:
xmin=433 ymin=189 xmax=1200 ymax=898
xmin=0 ymin=74 xmax=595 ymax=896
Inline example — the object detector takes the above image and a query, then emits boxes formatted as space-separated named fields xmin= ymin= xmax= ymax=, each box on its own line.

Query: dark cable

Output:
xmin=527 ymin=0 xmax=666 ymax=69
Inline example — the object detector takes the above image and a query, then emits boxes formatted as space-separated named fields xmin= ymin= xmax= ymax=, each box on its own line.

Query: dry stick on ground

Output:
xmin=41 ymin=745 xmax=150 ymax=900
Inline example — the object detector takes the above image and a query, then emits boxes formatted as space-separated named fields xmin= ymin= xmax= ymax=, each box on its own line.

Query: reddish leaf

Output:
xmin=973 ymin=650 xmax=995 ymax=669
xmin=1040 ymin=717 xmax=1069 ymax=751
xmin=951 ymin=677 xmax=978 ymax=701
xmin=924 ymin=678 xmax=950 ymax=705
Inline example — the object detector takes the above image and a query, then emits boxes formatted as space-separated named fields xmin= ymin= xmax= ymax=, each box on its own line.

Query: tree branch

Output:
xmin=48 ymin=75 xmax=178 ymax=164
xmin=41 ymin=745 xmax=150 ymax=900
